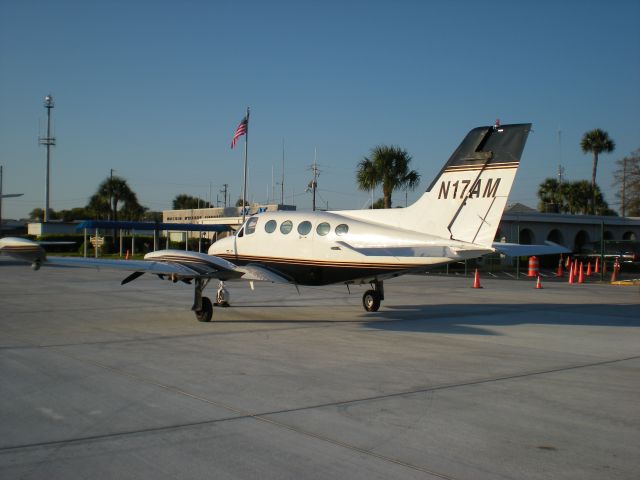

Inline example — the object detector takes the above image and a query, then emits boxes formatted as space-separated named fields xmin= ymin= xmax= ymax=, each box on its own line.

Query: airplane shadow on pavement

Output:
xmin=362 ymin=303 xmax=640 ymax=335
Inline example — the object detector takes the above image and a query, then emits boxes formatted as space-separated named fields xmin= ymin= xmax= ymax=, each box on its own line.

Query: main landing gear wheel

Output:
xmin=193 ymin=277 xmax=213 ymax=322
xmin=362 ymin=279 xmax=384 ymax=312
xmin=195 ymin=296 xmax=213 ymax=322
xmin=362 ymin=290 xmax=381 ymax=312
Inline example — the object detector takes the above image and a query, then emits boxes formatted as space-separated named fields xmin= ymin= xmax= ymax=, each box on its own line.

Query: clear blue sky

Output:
xmin=1 ymin=0 xmax=639 ymax=220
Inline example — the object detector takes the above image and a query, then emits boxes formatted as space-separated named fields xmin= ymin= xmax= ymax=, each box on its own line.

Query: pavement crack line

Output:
xmin=4 ymin=348 xmax=639 ymax=479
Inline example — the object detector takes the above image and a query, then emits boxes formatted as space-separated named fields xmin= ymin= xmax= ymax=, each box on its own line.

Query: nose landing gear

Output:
xmin=215 ymin=281 xmax=230 ymax=307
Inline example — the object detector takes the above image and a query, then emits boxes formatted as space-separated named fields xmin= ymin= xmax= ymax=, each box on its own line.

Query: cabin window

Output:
xmin=335 ymin=224 xmax=349 ymax=236
xmin=264 ymin=220 xmax=277 ymax=233
xmin=316 ymin=222 xmax=330 ymax=236
xmin=280 ymin=220 xmax=293 ymax=234
xmin=297 ymin=221 xmax=312 ymax=236
xmin=246 ymin=217 xmax=258 ymax=235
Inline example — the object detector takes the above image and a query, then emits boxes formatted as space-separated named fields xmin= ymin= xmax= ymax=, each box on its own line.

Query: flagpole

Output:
xmin=242 ymin=107 xmax=250 ymax=224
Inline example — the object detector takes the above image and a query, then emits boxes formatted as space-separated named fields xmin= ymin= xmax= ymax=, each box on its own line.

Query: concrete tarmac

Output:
xmin=1 ymin=259 xmax=638 ymax=479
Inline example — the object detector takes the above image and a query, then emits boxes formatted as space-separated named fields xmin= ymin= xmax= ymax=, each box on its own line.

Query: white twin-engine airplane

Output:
xmin=1 ymin=123 xmax=565 ymax=322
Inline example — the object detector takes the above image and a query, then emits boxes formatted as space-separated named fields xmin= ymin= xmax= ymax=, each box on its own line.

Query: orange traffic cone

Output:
xmin=535 ymin=275 xmax=543 ymax=289
xmin=568 ymin=262 xmax=575 ymax=284
xmin=586 ymin=262 xmax=592 ymax=276
xmin=611 ymin=258 xmax=619 ymax=282
xmin=472 ymin=268 xmax=482 ymax=289
xmin=565 ymin=256 xmax=571 ymax=269
xmin=556 ymin=259 xmax=563 ymax=277
xmin=125 ymin=249 xmax=130 ymax=260
xmin=578 ymin=262 xmax=585 ymax=284
xmin=594 ymin=257 xmax=599 ymax=274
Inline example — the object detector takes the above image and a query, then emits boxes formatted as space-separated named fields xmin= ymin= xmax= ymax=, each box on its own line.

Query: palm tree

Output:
xmin=90 ymin=176 xmax=140 ymax=221
xmin=356 ymin=145 xmax=420 ymax=208
xmin=565 ymin=180 xmax=593 ymax=215
xmin=537 ymin=178 xmax=562 ymax=213
xmin=581 ymin=129 xmax=615 ymax=214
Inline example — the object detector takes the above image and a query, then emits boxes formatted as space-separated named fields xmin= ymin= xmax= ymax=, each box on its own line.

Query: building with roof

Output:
xmin=498 ymin=204 xmax=639 ymax=252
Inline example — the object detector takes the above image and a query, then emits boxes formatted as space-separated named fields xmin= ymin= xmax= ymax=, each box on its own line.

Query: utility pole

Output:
xmin=0 ymin=166 xmax=3 ymax=237
xmin=621 ymin=157 xmax=627 ymax=217
xmin=109 ymin=169 xmax=115 ymax=220
xmin=307 ymin=149 xmax=320 ymax=211
xmin=220 ymin=184 xmax=228 ymax=208
xmin=281 ymin=138 xmax=285 ymax=205
xmin=557 ymin=129 xmax=564 ymax=185
xmin=39 ymin=94 xmax=56 ymax=222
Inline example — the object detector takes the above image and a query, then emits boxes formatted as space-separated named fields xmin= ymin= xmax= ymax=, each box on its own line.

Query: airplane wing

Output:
xmin=0 ymin=237 xmax=289 ymax=284
xmin=0 ymin=236 xmax=291 ymax=323
xmin=492 ymin=241 xmax=570 ymax=257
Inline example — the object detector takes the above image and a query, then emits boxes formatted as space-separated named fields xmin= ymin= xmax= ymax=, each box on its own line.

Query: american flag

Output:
xmin=230 ymin=116 xmax=248 ymax=149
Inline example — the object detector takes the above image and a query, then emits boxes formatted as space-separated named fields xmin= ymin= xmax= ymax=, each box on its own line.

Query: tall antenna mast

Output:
xmin=39 ymin=94 xmax=56 ymax=222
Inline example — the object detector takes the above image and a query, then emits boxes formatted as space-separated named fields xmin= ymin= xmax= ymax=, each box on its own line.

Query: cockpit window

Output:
xmin=297 ymin=221 xmax=312 ymax=236
xmin=264 ymin=219 xmax=277 ymax=233
xmin=316 ymin=222 xmax=330 ymax=236
xmin=335 ymin=224 xmax=349 ymax=236
xmin=245 ymin=217 xmax=258 ymax=235
xmin=280 ymin=220 xmax=293 ymax=234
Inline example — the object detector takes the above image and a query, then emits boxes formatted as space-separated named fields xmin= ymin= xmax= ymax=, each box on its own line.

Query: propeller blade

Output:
xmin=121 ymin=271 xmax=145 ymax=285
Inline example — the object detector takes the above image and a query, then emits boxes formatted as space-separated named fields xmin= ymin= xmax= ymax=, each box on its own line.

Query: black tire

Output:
xmin=195 ymin=296 xmax=213 ymax=322
xmin=362 ymin=290 xmax=381 ymax=312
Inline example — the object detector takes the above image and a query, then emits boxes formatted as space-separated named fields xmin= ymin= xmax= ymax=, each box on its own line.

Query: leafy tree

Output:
xmin=29 ymin=208 xmax=60 ymax=221
xmin=172 ymin=194 xmax=211 ymax=210
xmin=581 ymin=129 xmax=615 ymax=214
xmin=144 ymin=211 xmax=163 ymax=222
xmin=235 ymin=197 xmax=246 ymax=207
xmin=29 ymin=208 xmax=45 ymax=221
xmin=612 ymin=149 xmax=640 ymax=217
xmin=58 ymin=207 xmax=92 ymax=221
xmin=356 ymin=145 xmax=420 ymax=208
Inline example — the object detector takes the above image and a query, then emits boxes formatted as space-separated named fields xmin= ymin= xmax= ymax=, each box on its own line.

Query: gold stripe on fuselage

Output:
xmin=217 ymin=254 xmax=429 ymax=270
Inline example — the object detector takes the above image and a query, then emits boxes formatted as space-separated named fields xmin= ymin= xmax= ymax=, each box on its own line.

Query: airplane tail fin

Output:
xmin=339 ymin=123 xmax=532 ymax=247
xmin=408 ymin=123 xmax=532 ymax=246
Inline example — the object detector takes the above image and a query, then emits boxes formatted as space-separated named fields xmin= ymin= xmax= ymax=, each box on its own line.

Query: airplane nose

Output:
xmin=208 ymin=236 xmax=232 ymax=255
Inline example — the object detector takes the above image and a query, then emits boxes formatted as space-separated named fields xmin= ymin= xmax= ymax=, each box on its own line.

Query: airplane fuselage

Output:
xmin=208 ymin=210 xmax=489 ymax=286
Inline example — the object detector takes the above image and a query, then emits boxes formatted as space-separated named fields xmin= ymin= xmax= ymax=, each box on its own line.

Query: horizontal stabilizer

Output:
xmin=336 ymin=241 xmax=491 ymax=259
xmin=492 ymin=241 xmax=570 ymax=257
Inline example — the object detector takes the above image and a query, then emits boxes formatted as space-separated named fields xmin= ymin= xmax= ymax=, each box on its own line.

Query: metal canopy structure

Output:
xmin=75 ymin=221 xmax=231 ymax=233
xmin=75 ymin=221 xmax=233 ymax=258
